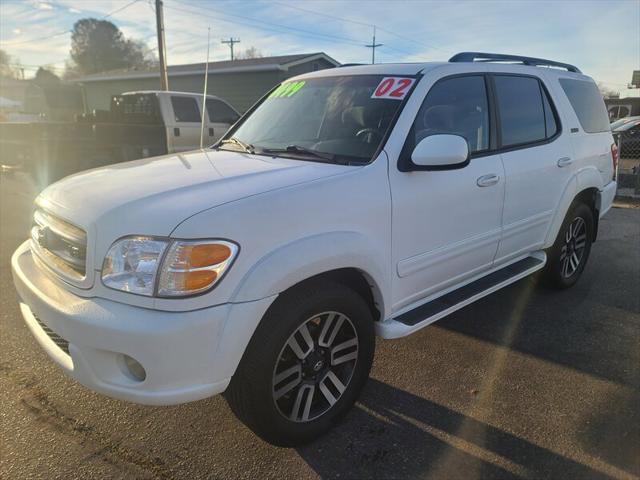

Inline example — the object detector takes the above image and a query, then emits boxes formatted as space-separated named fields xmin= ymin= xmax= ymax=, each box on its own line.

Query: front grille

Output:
xmin=33 ymin=314 xmax=70 ymax=356
xmin=31 ymin=208 xmax=87 ymax=279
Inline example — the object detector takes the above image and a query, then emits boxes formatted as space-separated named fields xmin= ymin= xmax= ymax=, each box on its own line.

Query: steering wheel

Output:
xmin=356 ymin=128 xmax=383 ymax=143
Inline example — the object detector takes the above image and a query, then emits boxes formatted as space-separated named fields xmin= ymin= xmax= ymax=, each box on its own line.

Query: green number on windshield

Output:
xmin=269 ymin=81 xmax=306 ymax=99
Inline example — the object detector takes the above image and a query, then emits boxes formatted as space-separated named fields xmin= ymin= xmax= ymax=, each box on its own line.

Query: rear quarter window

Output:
xmin=559 ymin=79 xmax=610 ymax=133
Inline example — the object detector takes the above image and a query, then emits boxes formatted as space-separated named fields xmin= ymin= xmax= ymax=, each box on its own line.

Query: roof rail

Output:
xmin=449 ymin=52 xmax=581 ymax=73
xmin=339 ymin=63 xmax=365 ymax=67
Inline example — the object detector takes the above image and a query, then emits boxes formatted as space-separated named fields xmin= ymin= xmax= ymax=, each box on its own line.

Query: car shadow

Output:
xmin=297 ymin=378 xmax=619 ymax=480
xmin=434 ymin=270 xmax=640 ymax=390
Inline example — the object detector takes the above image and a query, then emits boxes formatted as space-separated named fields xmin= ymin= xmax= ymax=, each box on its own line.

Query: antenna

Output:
xmin=365 ymin=26 xmax=382 ymax=64
xmin=200 ymin=27 xmax=211 ymax=149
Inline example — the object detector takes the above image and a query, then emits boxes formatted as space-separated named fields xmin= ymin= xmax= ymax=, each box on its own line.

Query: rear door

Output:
xmin=167 ymin=95 xmax=202 ymax=152
xmin=492 ymin=74 xmax=573 ymax=265
xmin=206 ymin=98 xmax=240 ymax=144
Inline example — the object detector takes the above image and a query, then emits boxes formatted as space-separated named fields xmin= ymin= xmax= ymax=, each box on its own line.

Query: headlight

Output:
xmin=101 ymin=237 xmax=238 ymax=297
xmin=102 ymin=237 xmax=168 ymax=296
xmin=157 ymin=240 xmax=238 ymax=297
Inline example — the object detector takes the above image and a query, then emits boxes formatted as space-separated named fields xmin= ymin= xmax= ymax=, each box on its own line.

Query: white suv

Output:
xmin=12 ymin=52 xmax=617 ymax=446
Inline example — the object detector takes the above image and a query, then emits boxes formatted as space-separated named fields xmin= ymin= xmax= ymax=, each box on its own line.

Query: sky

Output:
xmin=0 ymin=0 xmax=639 ymax=97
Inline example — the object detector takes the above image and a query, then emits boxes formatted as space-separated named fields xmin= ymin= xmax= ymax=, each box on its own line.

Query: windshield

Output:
xmin=610 ymin=116 xmax=638 ymax=130
xmin=222 ymin=75 xmax=415 ymax=163
xmin=615 ymin=118 xmax=640 ymax=131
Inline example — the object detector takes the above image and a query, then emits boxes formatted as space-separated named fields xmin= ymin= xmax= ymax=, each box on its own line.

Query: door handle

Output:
xmin=557 ymin=157 xmax=573 ymax=167
xmin=477 ymin=174 xmax=500 ymax=187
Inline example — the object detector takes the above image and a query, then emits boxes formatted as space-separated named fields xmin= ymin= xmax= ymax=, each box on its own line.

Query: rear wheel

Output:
xmin=542 ymin=202 xmax=594 ymax=289
xmin=224 ymin=281 xmax=375 ymax=446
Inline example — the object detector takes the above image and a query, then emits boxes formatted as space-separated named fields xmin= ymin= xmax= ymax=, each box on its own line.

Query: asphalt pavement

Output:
xmin=1 ymin=171 xmax=639 ymax=480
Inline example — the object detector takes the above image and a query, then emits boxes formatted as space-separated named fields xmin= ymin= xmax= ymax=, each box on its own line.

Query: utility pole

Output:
xmin=155 ymin=0 xmax=169 ymax=90
xmin=200 ymin=27 xmax=211 ymax=149
xmin=365 ymin=26 xmax=383 ymax=65
xmin=221 ymin=37 xmax=241 ymax=61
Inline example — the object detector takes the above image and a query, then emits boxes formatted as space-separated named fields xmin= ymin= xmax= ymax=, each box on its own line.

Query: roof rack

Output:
xmin=449 ymin=52 xmax=581 ymax=73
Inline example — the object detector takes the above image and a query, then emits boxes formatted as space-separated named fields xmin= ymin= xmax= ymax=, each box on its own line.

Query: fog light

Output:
xmin=120 ymin=354 xmax=146 ymax=382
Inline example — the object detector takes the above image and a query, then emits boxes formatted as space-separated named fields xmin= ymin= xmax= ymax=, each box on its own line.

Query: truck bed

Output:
xmin=0 ymin=121 xmax=168 ymax=185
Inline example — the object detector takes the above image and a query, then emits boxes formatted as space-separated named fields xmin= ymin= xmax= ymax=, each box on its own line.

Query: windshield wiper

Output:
xmin=262 ymin=145 xmax=341 ymax=163
xmin=217 ymin=137 xmax=255 ymax=154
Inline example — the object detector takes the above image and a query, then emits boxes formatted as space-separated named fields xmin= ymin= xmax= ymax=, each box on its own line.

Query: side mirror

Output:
xmin=411 ymin=134 xmax=469 ymax=170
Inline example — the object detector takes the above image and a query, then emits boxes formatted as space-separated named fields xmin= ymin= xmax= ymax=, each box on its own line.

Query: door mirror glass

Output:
xmin=411 ymin=134 xmax=469 ymax=168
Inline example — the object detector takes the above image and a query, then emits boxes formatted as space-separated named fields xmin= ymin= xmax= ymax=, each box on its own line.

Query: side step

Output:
xmin=376 ymin=254 xmax=546 ymax=339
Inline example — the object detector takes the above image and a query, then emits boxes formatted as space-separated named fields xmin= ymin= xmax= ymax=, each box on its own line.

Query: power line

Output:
xmin=270 ymin=1 xmax=372 ymax=28
xmin=1 ymin=0 xmax=143 ymax=47
xmin=269 ymin=0 xmax=448 ymax=54
xmin=166 ymin=0 xmax=365 ymax=47
xmin=1 ymin=30 xmax=71 ymax=47
xmin=103 ymin=0 xmax=141 ymax=19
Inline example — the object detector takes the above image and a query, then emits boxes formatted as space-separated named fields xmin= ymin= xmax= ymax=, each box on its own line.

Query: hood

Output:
xmin=38 ymin=149 xmax=352 ymax=248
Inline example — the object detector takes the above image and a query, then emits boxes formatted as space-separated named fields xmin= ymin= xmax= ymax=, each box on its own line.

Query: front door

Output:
xmin=206 ymin=98 xmax=240 ymax=144
xmin=389 ymin=74 xmax=505 ymax=312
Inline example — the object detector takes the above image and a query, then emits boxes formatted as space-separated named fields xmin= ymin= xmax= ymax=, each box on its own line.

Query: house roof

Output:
xmin=73 ymin=52 xmax=340 ymax=83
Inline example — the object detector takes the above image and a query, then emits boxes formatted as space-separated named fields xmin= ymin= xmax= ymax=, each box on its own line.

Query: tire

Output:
xmin=542 ymin=201 xmax=594 ymax=289
xmin=224 ymin=281 xmax=375 ymax=447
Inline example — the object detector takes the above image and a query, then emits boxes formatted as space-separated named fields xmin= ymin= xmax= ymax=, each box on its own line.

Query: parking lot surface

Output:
xmin=1 ymin=172 xmax=639 ymax=480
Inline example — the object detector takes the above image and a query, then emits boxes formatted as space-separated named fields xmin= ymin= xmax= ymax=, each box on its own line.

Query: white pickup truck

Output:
xmin=12 ymin=52 xmax=617 ymax=446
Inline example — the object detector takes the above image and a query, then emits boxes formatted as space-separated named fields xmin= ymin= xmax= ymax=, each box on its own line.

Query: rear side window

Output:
xmin=171 ymin=96 xmax=200 ymax=123
xmin=206 ymin=99 xmax=239 ymax=124
xmin=494 ymin=76 xmax=547 ymax=147
xmin=559 ymin=79 xmax=610 ymax=133
xmin=409 ymin=75 xmax=490 ymax=154
xmin=542 ymin=89 xmax=558 ymax=138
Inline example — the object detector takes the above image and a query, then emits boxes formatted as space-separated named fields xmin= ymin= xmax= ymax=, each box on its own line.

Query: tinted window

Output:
xmin=542 ymin=87 xmax=558 ymax=138
xmin=559 ymin=79 xmax=610 ymax=133
xmin=171 ymin=96 xmax=200 ymax=122
xmin=411 ymin=76 xmax=490 ymax=153
xmin=206 ymin=99 xmax=239 ymax=124
xmin=111 ymin=94 xmax=162 ymax=124
xmin=495 ymin=76 xmax=546 ymax=146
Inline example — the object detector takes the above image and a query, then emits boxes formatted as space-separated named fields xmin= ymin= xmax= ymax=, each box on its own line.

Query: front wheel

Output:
xmin=542 ymin=202 xmax=594 ymax=289
xmin=224 ymin=282 xmax=375 ymax=446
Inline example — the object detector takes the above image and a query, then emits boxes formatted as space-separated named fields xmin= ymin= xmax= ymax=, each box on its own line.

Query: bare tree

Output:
xmin=0 ymin=49 xmax=21 ymax=79
xmin=597 ymin=82 xmax=619 ymax=99
xmin=236 ymin=46 xmax=263 ymax=60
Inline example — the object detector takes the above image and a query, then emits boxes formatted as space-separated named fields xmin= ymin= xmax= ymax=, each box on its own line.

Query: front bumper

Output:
xmin=11 ymin=241 xmax=275 ymax=406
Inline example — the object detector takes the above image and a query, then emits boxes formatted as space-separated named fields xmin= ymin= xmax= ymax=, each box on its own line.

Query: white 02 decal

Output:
xmin=371 ymin=77 xmax=416 ymax=100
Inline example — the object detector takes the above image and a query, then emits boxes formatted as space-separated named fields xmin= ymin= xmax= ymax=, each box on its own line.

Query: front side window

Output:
xmin=408 ymin=75 xmax=490 ymax=155
xmin=171 ymin=96 xmax=201 ymax=123
xmin=559 ymin=78 xmax=610 ymax=133
xmin=206 ymin=99 xmax=239 ymax=124
xmin=225 ymin=75 xmax=413 ymax=163
xmin=494 ymin=75 xmax=547 ymax=147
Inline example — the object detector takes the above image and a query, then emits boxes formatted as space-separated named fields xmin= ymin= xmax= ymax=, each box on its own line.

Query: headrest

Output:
xmin=342 ymin=106 xmax=378 ymax=128
xmin=422 ymin=105 xmax=456 ymax=131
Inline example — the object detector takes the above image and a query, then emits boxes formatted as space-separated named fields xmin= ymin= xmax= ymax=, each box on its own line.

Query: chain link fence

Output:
xmin=616 ymin=127 xmax=640 ymax=196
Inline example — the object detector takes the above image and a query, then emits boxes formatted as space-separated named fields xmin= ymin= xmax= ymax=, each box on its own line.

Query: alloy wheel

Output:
xmin=272 ymin=311 xmax=359 ymax=423
xmin=560 ymin=216 xmax=587 ymax=278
